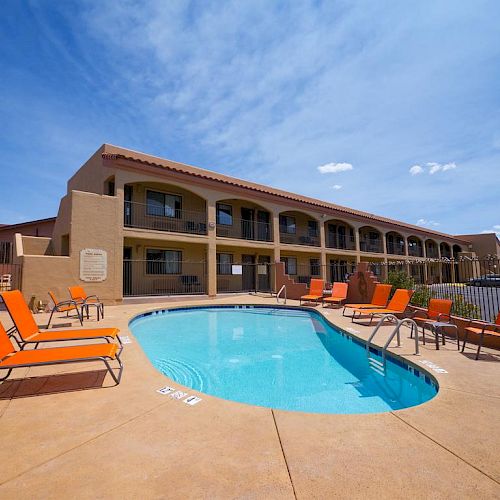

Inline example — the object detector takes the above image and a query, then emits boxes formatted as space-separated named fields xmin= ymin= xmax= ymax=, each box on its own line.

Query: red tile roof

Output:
xmin=102 ymin=144 xmax=470 ymax=244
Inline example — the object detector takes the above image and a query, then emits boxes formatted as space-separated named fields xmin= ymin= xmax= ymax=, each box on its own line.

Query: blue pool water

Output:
xmin=130 ymin=306 xmax=437 ymax=414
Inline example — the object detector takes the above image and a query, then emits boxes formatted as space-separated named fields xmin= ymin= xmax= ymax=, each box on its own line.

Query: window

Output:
xmin=146 ymin=249 xmax=182 ymax=274
xmin=216 ymin=203 xmax=233 ymax=225
xmin=310 ymin=258 xmax=321 ymax=276
xmin=146 ymin=190 xmax=182 ymax=218
xmin=279 ymin=215 xmax=296 ymax=234
xmin=0 ymin=241 xmax=12 ymax=264
xmin=308 ymin=220 xmax=318 ymax=237
xmin=217 ymin=253 xmax=233 ymax=274
xmin=280 ymin=257 xmax=297 ymax=275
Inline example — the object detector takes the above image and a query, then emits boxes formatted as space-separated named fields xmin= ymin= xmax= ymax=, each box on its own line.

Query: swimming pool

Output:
xmin=130 ymin=306 xmax=437 ymax=414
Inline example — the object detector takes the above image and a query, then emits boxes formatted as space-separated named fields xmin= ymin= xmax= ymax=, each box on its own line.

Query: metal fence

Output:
xmin=216 ymin=218 xmax=272 ymax=242
xmin=0 ymin=263 xmax=22 ymax=292
xmin=123 ymin=260 xmax=207 ymax=296
xmin=217 ymin=262 xmax=274 ymax=293
xmin=124 ymin=202 xmax=207 ymax=235
xmin=370 ymin=257 xmax=500 ymax=322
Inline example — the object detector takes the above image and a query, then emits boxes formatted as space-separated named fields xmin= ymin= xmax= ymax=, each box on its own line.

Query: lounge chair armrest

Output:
xmin=410 ymin=310 xmax=429 ymax=319
xmin=55 ymin=299 xmax=79 ymax=308
xmin=436 ymin=313 xmax=451 ymax=322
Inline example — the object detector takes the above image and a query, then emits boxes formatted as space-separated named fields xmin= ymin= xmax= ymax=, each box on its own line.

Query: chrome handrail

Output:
xmin=276 ymin=285 xmax=286 ymax=304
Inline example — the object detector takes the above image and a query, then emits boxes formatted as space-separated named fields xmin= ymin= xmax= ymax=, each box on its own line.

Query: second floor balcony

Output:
xmin=216 ymin=217 xmax=272 ymax=241
xmin=326 ymin=234 xmax=356 ymax=250
xmin=360 ymin=237 xmax=384 ymax=253
xmin=124 ymin=201 xmax=207 ymax=235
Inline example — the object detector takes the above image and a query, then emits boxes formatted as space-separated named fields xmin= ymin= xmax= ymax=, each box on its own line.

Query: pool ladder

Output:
xmin=276 ymin=285 xmax=287 ymax=304
xmin=366 ymin=314 xmax=420 ymax=373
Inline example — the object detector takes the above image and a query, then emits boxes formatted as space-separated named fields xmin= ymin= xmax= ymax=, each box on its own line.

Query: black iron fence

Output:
xmin=370 ymin=257 xmax=500 ymax=322
xmin=216 ymin=217 xmax=272 ymax=242
xmin=217 ymin=262 xmax=274 ymax=293
xmin=279 ymin=231 xmax=320 ymax=247
xmin=0 ymin=263 xmax=21 ymax=292
xmin=124 ymin=201 xmax=207 ymax=235
xmin=123 ymin=260 xmax=207 ymax=296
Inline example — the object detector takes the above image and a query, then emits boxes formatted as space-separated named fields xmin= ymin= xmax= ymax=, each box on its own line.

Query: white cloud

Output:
xmin=427 ymin=161 xmax=457 ymax=174
xmin=416 ymin=218 xmax=440 ymax=227
xmin=481 ymin=225 xmax=500 ymax=237
xmin=409 ymin=165 xmax=423 ymax=175
xmin=332 ymin=184 xmax=342 ymax=190
xmin=317 ymin=162 xmax=353 ymax=174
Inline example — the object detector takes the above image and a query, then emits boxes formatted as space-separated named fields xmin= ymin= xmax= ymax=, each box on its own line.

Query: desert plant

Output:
xmin=449 ymin=294 xmax=481 ymax=319
xmin=410 ymin=285 xmax=434 ymax=308
xmin=385 ymin=270 xmax=415 ymax=297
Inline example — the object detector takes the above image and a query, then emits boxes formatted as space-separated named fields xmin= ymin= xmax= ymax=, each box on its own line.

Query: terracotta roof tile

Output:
xmin=102 ymin=144 xmax=470 ymax=244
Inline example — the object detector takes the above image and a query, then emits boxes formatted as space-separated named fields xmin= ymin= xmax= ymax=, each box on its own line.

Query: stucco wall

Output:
xmin=21 ymin=236 xmax=53 ymax=256
xmin=20 ymin=190 xmax=123 ymax=304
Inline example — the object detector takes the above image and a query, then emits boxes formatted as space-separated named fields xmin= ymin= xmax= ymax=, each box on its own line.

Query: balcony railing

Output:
xmin=386 ymin=243 xmax=406 ymax=255
xmin=216 ymin=217 xmax=272 ymax=242
xmin=326 ymin=234 xmax=356 ymax=250
xmin=124 ymin=202 xmax=207 ymax=235
xmin=426 ymin=248 xmax=439 ymax=258
xmin=279 ymin=231 xmax=320 ymax=247
xmin=408 ymin=246 xmax=424 ymax=257
xmin=359 ymin=238 xmax=383 ymax=253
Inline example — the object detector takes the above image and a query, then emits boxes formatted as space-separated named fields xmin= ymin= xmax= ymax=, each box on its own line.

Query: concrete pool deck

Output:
xmin=0 ymin=295 xmax=499 ymax=499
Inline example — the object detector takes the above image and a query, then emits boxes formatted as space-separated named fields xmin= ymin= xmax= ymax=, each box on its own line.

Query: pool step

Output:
xmin=368 ymin=357 xmax=385 ymax=376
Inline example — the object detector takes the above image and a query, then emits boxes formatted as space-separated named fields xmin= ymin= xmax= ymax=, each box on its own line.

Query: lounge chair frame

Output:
xmin=0 ymin=351 xmax=123 ymax=385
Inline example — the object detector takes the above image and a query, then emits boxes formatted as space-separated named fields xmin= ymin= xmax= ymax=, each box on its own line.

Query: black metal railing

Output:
xmin=386 ymin=243 xmax=406 ymax=255
xmin=359 ymin=238 xmax=383 ymax=253
xmin=281 ymin=262 xmax=356 ymax=287
xmin=124 ymin=201 xmax=207 ymax=235
xmin=408 ymin=245 xmax=424 ymax=257
xmin=123 ymin=260 xmax=207 ymax=296
xmin=216 ymin=217 xmax=272 ymax=242
xmin=326 ymin=234 xmax=356 ymax=250
xmin=279 ymin=231 xmax=320 ymax=247
xmin=0 ymin=263 xmax=21 ymax=292
xmin=217 ymin=262 xmax=274 ymax=293
xmin=370 ymin=257 xmax=500 ymax=322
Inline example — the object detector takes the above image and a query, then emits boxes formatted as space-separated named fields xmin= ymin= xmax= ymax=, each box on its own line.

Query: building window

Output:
xmin=216 ymin=253 xmax=233 ymax=274
xmin=281 ymin=257 xmax=297 ymax=275
xmin=308 ymin=220 xmax=318 ymax=237
xmin=0 ymin=241 xmax=12 ymax=264
xmin=216 ymin=203 xmax=233 ymax=225
xmin=146 ymin=249 xmax=182 ymax=274
xmin=310 ymin=258 xmax=321 ymax=276
xmin=279 ymin=215 xmax=296 ymax=234
xmin=146 ymin=190 xmax=182 ymax=218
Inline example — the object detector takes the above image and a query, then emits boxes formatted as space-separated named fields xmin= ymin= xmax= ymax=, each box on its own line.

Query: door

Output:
xmin=123 ymin=247 xmax=132 ymax=296
xmin=257 ymin=255 xmax=271 ymax=291
xmin=124 ymin=185 xmax=133 ymax=226
xmin=257 ymin=211 xmax=270 ymax=241
xmin=241 ymin=208 xmax=254 ymax=240
xmin=242 ymin=254 xmax=256 ymax=291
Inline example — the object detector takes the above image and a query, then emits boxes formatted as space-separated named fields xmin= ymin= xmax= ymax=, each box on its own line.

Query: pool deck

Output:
xmin=0 ymin=295 xmax=499 ymax=499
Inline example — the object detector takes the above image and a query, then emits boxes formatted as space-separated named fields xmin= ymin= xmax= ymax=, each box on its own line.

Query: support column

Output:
xmin=207 ymin=199 xmax=217 ymax=297
xmin=422 ymin=243 xmax=428 ymax=284
xmin=272 ymin=212 xmax=281 ymax=292
xmin=437 ymin=242 xmax=443 ymax=283
xmin=319 ymin=220 xmax=327 ymax=282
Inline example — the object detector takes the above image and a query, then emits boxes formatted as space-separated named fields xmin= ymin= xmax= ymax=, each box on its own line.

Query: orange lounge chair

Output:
xmin=410 ymin=298 xmax=453 ymax=341
xmin=322 ymin=282 xmax=348 ymax=308
xmin=352 ymin=289 xmax=414 ymax=325
xmin=0 ymin=290 xmax=121 ymax=351
xmin=342 ymin=284 xmax=392 ymax=317
xmin=47 ymin=291 xmax=83 ymax=328
xmin=68 ymin=286 xmax=104 ymax=321
xmin=0 ymin=321 xmax=123 ymax=384
xmin=461 ymin=311 xmax=500 ymax=360
xmin=300 ymin=279 xmax=324 ymax=306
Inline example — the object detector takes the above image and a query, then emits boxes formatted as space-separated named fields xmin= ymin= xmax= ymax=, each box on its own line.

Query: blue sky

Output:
xmin=1 ymin=1 xmax=499 ymax=236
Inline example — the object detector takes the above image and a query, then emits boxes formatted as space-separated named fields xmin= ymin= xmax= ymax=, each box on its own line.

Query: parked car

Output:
xmin=467 ymin=274 xmax=500 ymax=287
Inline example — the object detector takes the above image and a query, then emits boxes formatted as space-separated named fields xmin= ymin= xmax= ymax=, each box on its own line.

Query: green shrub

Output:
xmin=385 ymin=270 xmax=415 ymax=297
xmin=449 ymin=294 xmax=481 ymax=319
xmin=411 ymin=285 xmax=433 ymax=308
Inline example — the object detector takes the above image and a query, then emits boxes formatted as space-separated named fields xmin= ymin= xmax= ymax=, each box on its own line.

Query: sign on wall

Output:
xmin=80 ymin=248 xmax=107 ymax=282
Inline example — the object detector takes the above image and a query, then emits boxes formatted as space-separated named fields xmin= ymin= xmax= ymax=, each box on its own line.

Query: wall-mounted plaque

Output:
xmin=231 ymin=265 xmax=243 ymax=275
xmin=80 ymin=248 xmax=107 ymax=282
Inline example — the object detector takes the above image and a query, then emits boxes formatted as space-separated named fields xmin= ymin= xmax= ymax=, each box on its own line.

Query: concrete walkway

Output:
xmin=0 ymin=295 xmax=499 ymax=499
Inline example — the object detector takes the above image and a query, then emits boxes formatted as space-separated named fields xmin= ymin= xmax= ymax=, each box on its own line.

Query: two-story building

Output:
xmin=14 ymin=144 xmax=481 ymax=302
